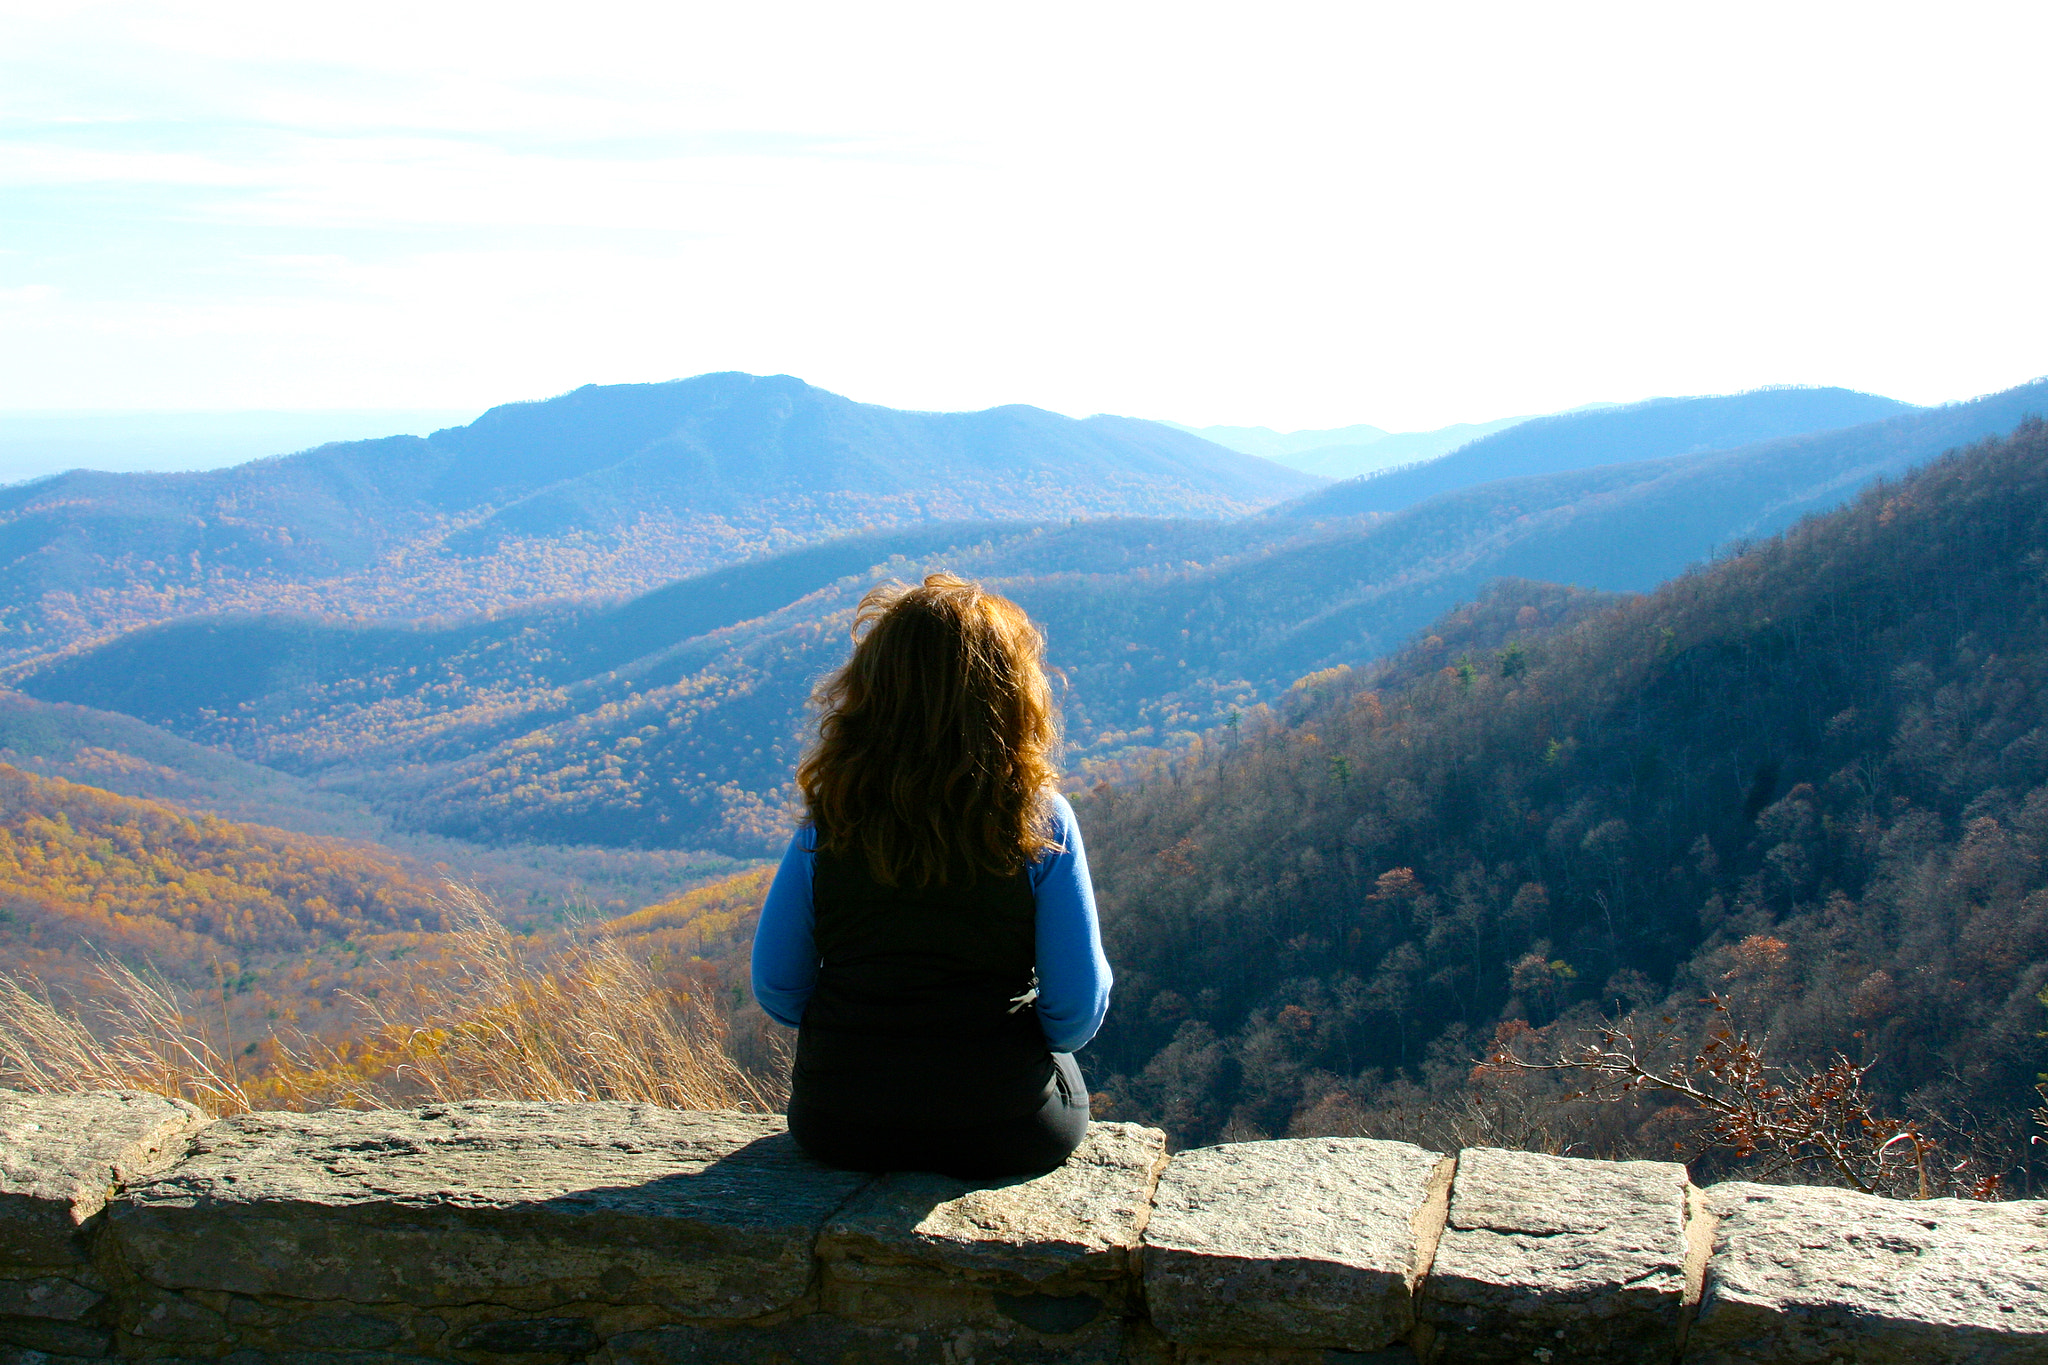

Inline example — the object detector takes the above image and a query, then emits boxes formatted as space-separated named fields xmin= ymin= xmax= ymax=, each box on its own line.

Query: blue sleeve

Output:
xmin=1030 ymin=793 xmax=1112 ymax=1053
xmin=749 ymin=827 xmax=818 ymax=1028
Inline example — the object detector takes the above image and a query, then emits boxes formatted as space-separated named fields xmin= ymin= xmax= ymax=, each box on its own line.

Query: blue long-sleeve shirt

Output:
xmin=749 ymin=792 xmax=1112 ymax=1053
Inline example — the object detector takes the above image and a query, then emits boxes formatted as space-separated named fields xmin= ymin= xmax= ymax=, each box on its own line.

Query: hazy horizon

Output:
xmin=0 ymin=375 xmax=1939 ymax=485
xmin=0 ymin=407 xmax=485 ymax=482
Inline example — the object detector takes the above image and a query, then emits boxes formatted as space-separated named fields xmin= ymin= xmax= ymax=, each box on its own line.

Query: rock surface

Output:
xmin=0 ymin=1088 xmax=205 ymax=1267
xmin=10 ymin=1089 xmax=2048 ymax=1362
xmin=1419 ymin=1147 xmax=1690 ymax=1364
xmin=819 ymin=1121 xmax=1167 ymax=1289
xmin=108 ymin=1101 xmax=871 ymax=1319
xmin=1688 ymin=1181 xmax=2048 ymax=1364
xmin=1142 ymin=1137 xmax=1451 ymax=1352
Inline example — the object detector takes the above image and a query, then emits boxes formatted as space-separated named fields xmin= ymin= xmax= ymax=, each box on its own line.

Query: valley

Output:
xmin=2 ymin=372 xmax=2045 ymax=1191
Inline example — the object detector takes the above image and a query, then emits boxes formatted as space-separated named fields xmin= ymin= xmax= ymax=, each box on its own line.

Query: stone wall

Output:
xmin=3 ymin=1088 xmax=2044 ymax=1364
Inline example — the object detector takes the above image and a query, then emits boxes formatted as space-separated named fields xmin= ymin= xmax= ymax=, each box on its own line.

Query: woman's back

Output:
xmin=796 ymin=842 xmax=1049 ymax=1125
xmin=747 ymin=573 xmax=1110 ymax=1177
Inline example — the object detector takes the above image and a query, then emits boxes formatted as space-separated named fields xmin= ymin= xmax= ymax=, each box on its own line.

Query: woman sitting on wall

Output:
xmin=749 ymin=572 xmax=1111 ymax=1178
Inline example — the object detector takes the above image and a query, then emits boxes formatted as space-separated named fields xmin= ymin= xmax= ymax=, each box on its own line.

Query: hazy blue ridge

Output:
xmin=1275 ymin=386 xmax=1918 ymax=518
xmin=415 ymin=374 xmax=1324 ymax=516
xmin=1268 ymin=417 xmax=1535 ymax=480
xmin=1167 ymin=414 xmax=1537 ymax=478
xmin=0 ymin=373 xmax=1321 ymax=541
xmin=1162 ymin=420 xmax=1392 ymax=459
xmin=1226 ymin=378 xmax=2048 ymax=676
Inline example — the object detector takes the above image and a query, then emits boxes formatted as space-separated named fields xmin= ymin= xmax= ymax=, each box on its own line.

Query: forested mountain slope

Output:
xmin=1075 ymin=419 xmax=2048 ymax=1183
xmin=0 ymin=692 xmax=745 ymax=917
xmin=0 ymin=374 xmax=1315 ymax=670
xmin=0 ymin=764 xmax=444 ymax=988
xmin=0 ymin=691 xmax=391 ymax=841
xmin=1281 ymin=386 xmax=1915 ymax=518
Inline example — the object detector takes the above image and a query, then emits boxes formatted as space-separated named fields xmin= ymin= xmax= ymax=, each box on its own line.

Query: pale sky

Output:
xmin=2 ymin=1 xmax=2044 ymax=433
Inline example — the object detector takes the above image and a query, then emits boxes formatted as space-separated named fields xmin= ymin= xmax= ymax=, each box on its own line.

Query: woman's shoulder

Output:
xmin=1037 ymin=790 xmax=1081 ymax=851
xmin=1043 ymin=787 xmax=1077 ymax=819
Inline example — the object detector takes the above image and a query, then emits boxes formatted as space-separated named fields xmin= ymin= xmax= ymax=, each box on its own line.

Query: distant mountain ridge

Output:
xmin=28 ymin=377 xmax=2047 ymax=855
xmin=1165 ymin=422 xmax=1392 ymax=459
xmin=0 ymin=374 xmax=1316 ymax=672
xmin=1170 ymin=415 xmax=1536 ymax=479
xmin=1279 ymin=387 xmax=1917 ymax=517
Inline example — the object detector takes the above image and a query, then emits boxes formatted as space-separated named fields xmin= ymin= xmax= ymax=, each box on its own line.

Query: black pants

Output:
xmin=788 ymin=1051 xmax=1089 ymax=1180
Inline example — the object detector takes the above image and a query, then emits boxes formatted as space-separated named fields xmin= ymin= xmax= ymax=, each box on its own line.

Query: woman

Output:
xmin=750 ymin=572 xmax=1111 ymax=1178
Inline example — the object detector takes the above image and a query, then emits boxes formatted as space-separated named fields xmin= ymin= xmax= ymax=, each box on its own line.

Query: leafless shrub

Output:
xmin=1482 ymin=996 xmax=1995 ymax=1198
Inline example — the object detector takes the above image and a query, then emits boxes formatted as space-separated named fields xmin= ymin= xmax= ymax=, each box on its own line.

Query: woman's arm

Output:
xmin=749 ymin=827 xmax=819 ymax=1028
xmin=1030 ymin=793 xmax=1113 ymax=1053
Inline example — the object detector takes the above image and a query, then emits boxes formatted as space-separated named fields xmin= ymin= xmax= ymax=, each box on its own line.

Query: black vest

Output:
xmin=792 ymin=844 xmax=1055 ymax=1124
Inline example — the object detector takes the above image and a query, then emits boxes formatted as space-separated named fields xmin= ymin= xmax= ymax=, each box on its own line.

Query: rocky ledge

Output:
xmin=2 ymin=1088 xmax=2044 ymax=1363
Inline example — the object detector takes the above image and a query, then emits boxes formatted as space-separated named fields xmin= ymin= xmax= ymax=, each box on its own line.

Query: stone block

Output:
xmin=0 ymin=1089 xmax=206 ymax=1268
xmin=819 ymin=1121 xmax=1167 ymax=1292
xmin=1419 ymin=1147 xmax=1688 ymax=1363
xmin=810 ymin=1124 xmax=1166 ymax=1365
xmin=0 ymin=1312 xmax=114 ymax=1359
xmin=1687 ymin=1181 xmax=2048 ymax=1364
xmin=107 ymin=1102 xmax=871 ymax=1321
xmin=0 ymin=1277 xmax=102 ymax=1323
xmin=1142 ymin=1137 xmax=1452 ymax=1353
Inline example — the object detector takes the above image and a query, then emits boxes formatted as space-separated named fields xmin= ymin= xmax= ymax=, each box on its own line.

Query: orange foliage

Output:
xmin=0 ymin=763 xmax=443 ymax=957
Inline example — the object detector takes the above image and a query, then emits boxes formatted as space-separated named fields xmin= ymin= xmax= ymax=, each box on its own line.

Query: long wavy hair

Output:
xmin=798 ymin=573 xmax=1062 ymax=887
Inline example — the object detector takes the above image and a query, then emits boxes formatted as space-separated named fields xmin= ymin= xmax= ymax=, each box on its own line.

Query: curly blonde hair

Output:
xmin=797 ymin=573 xmax=1061 ymax=887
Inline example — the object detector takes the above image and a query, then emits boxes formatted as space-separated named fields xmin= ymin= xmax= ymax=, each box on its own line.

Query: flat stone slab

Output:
xmin=1689 ymin=1181 xmax=2048 ymax=1364
xmin=819 ymin=1121 xmax=1167 ymax=1290
xmin=1142 ymin=1137 xmax=1451 ymax=1352
xmin=0 ymin=1088 xmax=206 ymax=1267
xmin=1419 ymin=1147 xmax=1688 ymax=1364
xmin=108 ymin=1101 xmax=872 ymax=1319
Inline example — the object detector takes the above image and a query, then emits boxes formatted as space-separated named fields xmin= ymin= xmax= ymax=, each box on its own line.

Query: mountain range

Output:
xmin=20 ymin=377 xmax=2044 ymax=856
xmin=0 ymin=373 xmax=1319 ymax=671
xmin=1279 ymin=387 xmax=1918 ymax=518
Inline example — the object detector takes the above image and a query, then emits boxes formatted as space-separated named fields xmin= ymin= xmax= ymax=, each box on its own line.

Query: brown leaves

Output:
xmin=1156 ymin=837 xmax=1200 ymax=878
xmin=1721 ymin=934 xmax=1790 ymax=979
xmin=1369 ymin=867 xmax=1424 ymax=902
xmin=1483 ymin=996 xmax=1974 ymax=1199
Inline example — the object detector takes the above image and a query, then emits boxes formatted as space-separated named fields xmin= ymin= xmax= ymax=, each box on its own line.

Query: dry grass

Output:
xmin=0 ymin=882 xmax=782 ymax=1116
xmin=0 ymin=958 xmax=254 ymax=1114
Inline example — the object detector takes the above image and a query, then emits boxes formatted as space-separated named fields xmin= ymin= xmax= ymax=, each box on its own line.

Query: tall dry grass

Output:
xmin=0 ymin=959 xmax=254 ymax=1114
xmin=0 ymin=883 xmax=783 ymax=1116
